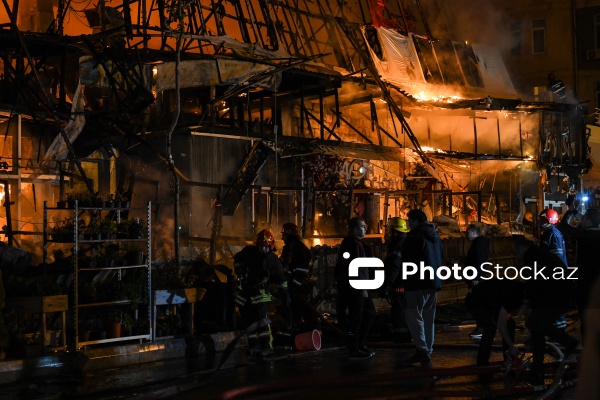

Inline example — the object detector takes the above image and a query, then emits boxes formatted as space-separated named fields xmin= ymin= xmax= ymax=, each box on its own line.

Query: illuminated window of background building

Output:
xmin=532 ymin=19 xmax=546 ymax=54
xmin=510 ymin=22 xmax=522 ymax=56
xmin=533 ymin=85 xmax=548 ymax=102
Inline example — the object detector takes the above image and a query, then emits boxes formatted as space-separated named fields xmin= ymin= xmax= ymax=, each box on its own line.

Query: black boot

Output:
xmin=404 ymin=349 xmax=431 ymax=367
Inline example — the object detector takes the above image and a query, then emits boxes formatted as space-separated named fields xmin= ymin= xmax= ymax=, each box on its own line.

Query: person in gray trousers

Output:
xmin=397 ymin=209 xmax=442 ymax=367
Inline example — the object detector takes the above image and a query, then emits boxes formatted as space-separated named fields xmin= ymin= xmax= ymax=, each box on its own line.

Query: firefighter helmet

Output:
xmin=281 ymin=222 xmax=300 ymax=237
xmin=539 ymin=209 xmax=559 ymax=224
xmin=256 ymin=229 xmax=276 ymax=250
xmin=389 ymin=217 xmax=410 ymax=232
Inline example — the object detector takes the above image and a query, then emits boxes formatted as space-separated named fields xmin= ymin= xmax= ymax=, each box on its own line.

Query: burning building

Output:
xmin=0 ymin=0 xmax=590 ymax=264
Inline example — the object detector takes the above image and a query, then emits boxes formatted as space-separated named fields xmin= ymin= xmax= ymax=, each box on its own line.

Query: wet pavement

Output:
xmin=0 ymin=302 xmax=581 ymax=400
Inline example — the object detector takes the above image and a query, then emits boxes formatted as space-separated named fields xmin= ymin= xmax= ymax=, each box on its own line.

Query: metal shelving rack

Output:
xmin=44 ymin=200 xmax=153 ymax=349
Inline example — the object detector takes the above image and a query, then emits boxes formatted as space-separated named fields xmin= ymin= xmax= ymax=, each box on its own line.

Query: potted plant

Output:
xmin=123 ymin=243 xmax=144 ymax=266
xmin=106 ymin=310 xmax=123 ymax=339
xmin=50 ymin=218 xmax=75 ymax=242
xmin=121 ymin=270 xmax=147 ymax=305
xmin=84 ymin=218 xmax=101 ymax=241
xmin=79 ymin=319 xmax=96 ymax=342
xmin=127 ymin=218 xmax=145 ymax=239
xmin=99 ymin=217 xmax=116 ymax=240
xmin=67 ymin=191 xmax=92 ymax=208
xmin=114 ymin=191 xmax=130 ymax=208
xmin=104 ymin=193 xmax=115 ymax=208
xmin=103 ymin=243 xmax=120 ymax=265
xmin=116 ymin=220 xmax=129 ymax=239
xmin=121 ymin=312 xmax=134 ymax=337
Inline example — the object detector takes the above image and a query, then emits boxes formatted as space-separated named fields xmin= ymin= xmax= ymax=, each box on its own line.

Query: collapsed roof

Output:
xmin=0 ymin=0 xmax=589 ymax=184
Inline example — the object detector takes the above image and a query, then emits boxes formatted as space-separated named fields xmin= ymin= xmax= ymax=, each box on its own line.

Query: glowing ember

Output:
xmin=412 ymin=91 xmax=461 ymax=103
xmin=421 ymin=146 xmax=446 ymax=154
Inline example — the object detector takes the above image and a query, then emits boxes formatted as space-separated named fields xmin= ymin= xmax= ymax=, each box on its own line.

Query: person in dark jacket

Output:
xmin=334 ymin=217 xmax=376 ymax=359
xmin=538 ymin=209 xmax=569 ymax=335
xmin=473 ymin=278 xmax=523 ymax=375
xmin=463 ymin=223 xmax=490 ymax=340
xmin=513 ymin=236 xmax=578 ymax=385
xmin=559 ymin=207 xmax=600 ymax=340
xmin=575 ymin=274 xmax=600 ymax=400
xmin=234 ymin=229 xmax=289 ymax=357
xmin=398 ymin=209 xmax=442 ymax=366
xmin=539 ymin=209 xmax=568 ymax=265
xmin=280 ymin=222 xmax=316 ymax=333
xmin=381 ymin=217 xmax=410 ymax=341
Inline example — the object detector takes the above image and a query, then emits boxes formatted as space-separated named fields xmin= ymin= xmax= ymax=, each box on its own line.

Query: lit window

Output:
xmin=533 ymin=85 xmax=548 ymax=102
xmin=532 ymin=19 xmax=546 ymax=54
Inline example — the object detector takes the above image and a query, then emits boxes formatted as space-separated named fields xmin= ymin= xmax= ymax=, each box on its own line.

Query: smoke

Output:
xmin=128 ymin=159 xmax=177 ymax=261
xmin=426 ymin=0 xmax=513 ymax=52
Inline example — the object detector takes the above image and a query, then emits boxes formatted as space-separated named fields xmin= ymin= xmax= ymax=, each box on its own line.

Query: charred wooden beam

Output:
xmin=1 ymin=0 xmax=93 ymax=192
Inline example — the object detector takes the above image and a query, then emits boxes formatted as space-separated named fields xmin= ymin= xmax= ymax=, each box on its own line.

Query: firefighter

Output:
xmin=280 ymin=223 xmax=314 ymax=331
xmin=538 ymin=209 xmax=568 ymax=265
xmin=281 ymin=223 xmax=312 ymax=298
xmin=538 ymin=208 xmax=569 ymax=343
xmin=233 ymin=229 xmax=289 ymax=357
xmin=380 ymin=217 xmax=410 ymax=342
xmin=522 ymin=212 xmax=534 ymax=230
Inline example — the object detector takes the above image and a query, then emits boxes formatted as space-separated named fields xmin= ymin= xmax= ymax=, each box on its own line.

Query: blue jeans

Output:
xmin=399 ymin=289 xmax=436 ymax=354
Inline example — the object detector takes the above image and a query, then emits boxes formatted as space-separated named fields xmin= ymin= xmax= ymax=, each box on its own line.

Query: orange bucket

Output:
xmin=294 ymin=329 xmax=321 ymax=351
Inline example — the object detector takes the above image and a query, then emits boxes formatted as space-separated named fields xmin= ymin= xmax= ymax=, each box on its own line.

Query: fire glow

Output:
xmin=413 ymin=91 xmax=461 ymax=103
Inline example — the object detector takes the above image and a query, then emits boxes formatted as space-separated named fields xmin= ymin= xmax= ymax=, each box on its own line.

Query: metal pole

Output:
xmin=2 ymin=180 xmax=13 ymax=246
xmin=300 ymin=169 xmax=305 ymax=231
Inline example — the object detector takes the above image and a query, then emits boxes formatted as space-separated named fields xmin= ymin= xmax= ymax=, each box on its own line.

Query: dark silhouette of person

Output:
xmin=380 ymin=217 xmax=410 ymax=342
xmin=234 ymin=230 xmax=288 ymax=357
xmin=398 ymin=209 xmax=442 ymax=367
xmin=334 ymin=217 xmax=376 ymax=359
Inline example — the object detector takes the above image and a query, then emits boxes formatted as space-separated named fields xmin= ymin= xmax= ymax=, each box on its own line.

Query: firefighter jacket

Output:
xmin=382 ymin=234 xmax=406 ymax=294
xmin=540 ymin=225 xmax=568 ymax=265
xmin=280 ymin=236 xmax=312 ymax=294
xmin=234 ymin=245 xmax=288 ymax=306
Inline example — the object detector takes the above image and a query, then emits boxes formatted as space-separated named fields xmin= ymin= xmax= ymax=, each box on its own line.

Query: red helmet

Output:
xmin=256 ymin=229 xmax=276 ymax=250
xmin=539 ymin=209 xmax=559 ymax=224
xmin=281 ymin=222 xmax=300 ymax=237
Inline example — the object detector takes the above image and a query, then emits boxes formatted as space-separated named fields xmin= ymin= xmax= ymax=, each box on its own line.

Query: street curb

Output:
xmin=0 ymin=331 xmax=241 ymax=385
